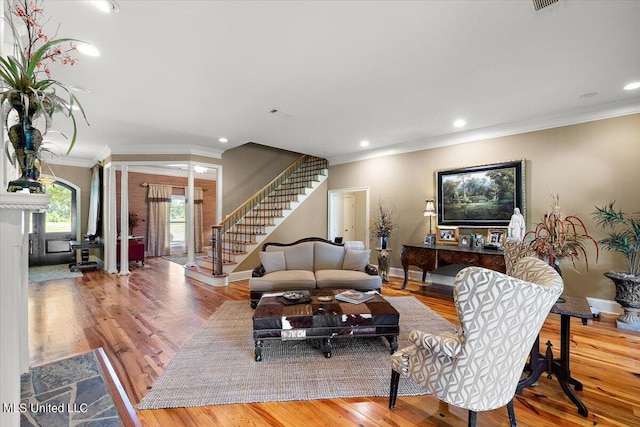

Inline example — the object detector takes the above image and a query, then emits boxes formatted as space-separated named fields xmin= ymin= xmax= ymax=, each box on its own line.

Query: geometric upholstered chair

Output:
xmin=389 ymin=257 xmax=563 ymax=426
xmin=503 ymin=239 xmax=536 ymax=276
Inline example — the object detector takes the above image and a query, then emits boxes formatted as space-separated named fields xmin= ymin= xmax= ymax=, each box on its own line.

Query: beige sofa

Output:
xmin=250 ymin=237 xmax=382 ymax=308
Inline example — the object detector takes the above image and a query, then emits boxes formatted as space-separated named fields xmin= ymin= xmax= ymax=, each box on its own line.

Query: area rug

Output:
xmin=138 ymin=296 xmax=456 ymax=409
xmin=20 ymin=350 xmax=124 ymax=427
xmin=162 ymin=253 xmax=206 ymax=266
xmin=28 ymin=264 xmax=83 ymax=283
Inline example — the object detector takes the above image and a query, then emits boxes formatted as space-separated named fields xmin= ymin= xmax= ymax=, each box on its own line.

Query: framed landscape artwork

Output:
xmin=436 ymin=160 xmax=525 ymax=227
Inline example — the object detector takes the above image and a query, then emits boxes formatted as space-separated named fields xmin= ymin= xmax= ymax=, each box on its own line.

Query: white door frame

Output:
xmin=328 ymin=187 xmax=370 ymax=248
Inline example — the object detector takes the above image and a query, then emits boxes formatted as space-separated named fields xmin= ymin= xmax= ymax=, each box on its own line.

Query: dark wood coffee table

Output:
xmin=252 ymin=289 xmax=399 ymax=361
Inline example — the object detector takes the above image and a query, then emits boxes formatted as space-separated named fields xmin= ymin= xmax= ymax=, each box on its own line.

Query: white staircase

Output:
xmin=184 ymin=155 xmax=328 ymax=286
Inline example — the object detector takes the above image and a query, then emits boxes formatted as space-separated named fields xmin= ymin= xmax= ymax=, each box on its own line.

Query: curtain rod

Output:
xmin=140 ymin=182 xmax=208 ymax=191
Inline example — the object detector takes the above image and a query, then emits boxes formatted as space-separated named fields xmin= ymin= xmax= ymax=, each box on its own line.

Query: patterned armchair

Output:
xmin=503 ymin=239 xmax=536 ymax=276
xmin=389 ymin=257 xmax=563 ymax=426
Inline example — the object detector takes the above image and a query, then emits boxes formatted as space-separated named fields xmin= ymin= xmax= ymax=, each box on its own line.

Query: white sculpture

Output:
xmin=508 ymin=207 xmax=526 ymax=241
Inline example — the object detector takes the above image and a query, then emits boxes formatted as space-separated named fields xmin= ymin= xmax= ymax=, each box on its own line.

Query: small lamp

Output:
xmin=423 ymin=199 xmax=436 ymax=245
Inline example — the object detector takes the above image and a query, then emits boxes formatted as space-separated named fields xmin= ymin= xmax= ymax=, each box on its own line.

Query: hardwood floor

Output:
xmin=28 ymin=257 xmax=640 ymax=426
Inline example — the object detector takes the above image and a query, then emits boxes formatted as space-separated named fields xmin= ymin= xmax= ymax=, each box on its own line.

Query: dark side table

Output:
xmin=69 ymin=240 xmax=103 ymax=271
xmin=516 ymin=295 xmax=593 ymax=417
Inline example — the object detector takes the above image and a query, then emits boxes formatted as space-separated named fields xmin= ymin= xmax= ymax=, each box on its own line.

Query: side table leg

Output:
xmin=323 ymin=338 xmax=332 ymax=358
xmin=556 ymin=314 xmax=588 ymax=417
xmin=254 ymin=340 xmax=263 ymax=362
xmin=517 ymin=335 xmax=545 ymax=394
xmin=387 ymin=335 xmax=398 ymax=354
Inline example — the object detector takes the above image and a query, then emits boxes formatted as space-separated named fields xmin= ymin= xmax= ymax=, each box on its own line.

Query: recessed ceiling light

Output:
xmin=360 ymin=140 xmax=370 ymax=147
xmin=624 ymin=81 xmax=640 ymax=91
xmin=218 ymin=137 xmax=228 ymax=143
xmin=193 ymin=166 xmax=208 ymax=174
xmin=90 ymin=0 xmax=120 ymax=13
xmin=453 ymin=119 xmax=466 ymax=128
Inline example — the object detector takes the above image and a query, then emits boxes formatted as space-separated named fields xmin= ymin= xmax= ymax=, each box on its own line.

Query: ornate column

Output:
xmin=0 ymin=192 xmax=50 ymax=427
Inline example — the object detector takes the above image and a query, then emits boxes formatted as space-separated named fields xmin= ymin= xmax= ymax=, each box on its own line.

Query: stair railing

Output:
xmin=213 ymin=155 xmax=327 ymax=266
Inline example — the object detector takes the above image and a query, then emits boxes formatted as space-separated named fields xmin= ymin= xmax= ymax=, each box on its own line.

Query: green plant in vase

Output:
xmin=593 ymin=202 xmax=640 ymax=330
xmin=1 ymin=0 xmax=90 ymax=192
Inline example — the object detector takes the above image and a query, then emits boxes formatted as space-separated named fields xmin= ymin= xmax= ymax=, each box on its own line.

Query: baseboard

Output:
xmin=586 ymin=297 xmax=621 ymax=316
xmin=229 ymin=269 xmax=252 ymax=282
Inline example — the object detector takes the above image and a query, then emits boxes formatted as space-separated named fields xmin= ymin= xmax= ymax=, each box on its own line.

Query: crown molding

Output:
xmin=110 ymin=144 xmax=224 ymax=159
xmin=328 ymin=97 xmax=640 ymax=166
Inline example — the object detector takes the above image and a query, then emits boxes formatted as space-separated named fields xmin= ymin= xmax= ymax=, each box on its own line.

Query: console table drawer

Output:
xmin=438 ymin=249 xmax=482 ymax=266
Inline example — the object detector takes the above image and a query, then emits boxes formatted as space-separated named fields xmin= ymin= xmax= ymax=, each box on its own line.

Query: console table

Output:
xmin=400 ymin=243 xmax=506 ymax=289
xmin=70 ymin=240 xmax=103 ymax=271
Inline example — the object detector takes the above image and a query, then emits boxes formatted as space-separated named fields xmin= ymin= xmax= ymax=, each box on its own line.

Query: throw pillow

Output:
xmin=260 ymin=251 xmax=286 ymax=273
xmin=343 ymin=249 xmax=371 ymax=271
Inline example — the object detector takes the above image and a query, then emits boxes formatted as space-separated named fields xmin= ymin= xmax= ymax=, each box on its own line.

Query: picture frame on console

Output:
xmin=436 ymin=226 xmax=459 ymax=245
xmin=486 ymin=229 xmax=506 ymax=248
xmin=436 ymin=160 xmax=525 ymax=227
xmin=459 ymin=234 xmax=471 ymax=247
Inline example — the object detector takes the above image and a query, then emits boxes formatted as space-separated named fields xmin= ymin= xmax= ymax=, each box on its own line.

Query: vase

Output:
xmin=6 ymin=95 xmax=44 ymax=193
xmin=605 ymin=271 xmax=640 ymax=331
xmin=380 ymin=236 xmax=388 ymax=250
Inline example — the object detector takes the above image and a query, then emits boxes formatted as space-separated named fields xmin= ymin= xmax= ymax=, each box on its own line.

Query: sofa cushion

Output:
xmin=249 ymin=270 xmax=317 ymax=291
xmin=259 ymin=251 xmax=286 ymax=273
xmin=343 ymin=249 xmax=371 ymax=271
xmin=315 ymin=269 xmax=382 ymax=290
xmin=267 ymin=241 xmax=314 ymax=271
xmin=314 ymin=242 xmax=345 ymax=271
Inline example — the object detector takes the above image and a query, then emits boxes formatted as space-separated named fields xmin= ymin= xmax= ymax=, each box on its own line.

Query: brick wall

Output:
xmin=115 ymin=171 xmax=217 ymax=253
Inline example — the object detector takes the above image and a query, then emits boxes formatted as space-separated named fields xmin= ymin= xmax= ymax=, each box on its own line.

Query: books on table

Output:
xmin=335 ymin=290 xmax=376 ymax=304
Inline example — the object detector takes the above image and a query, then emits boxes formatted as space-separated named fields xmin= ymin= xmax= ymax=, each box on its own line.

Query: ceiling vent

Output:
xmin=532 ymin=0 xmax=564 ymax=16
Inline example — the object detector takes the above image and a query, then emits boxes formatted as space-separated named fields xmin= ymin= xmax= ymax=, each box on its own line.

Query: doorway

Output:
xmin=29 ymin=181 xmax=78 ymax=266
xmin=328 ymin=187 xmax=369 ymax=247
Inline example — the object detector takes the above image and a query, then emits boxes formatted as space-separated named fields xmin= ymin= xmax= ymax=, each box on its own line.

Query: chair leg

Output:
xmin=468 ymin=410 xmax=477 ymax=427
xmin=507 ymin=398 xmax=517 ymax=427
xmin=389 ymin=370 xmax=400 ymax=409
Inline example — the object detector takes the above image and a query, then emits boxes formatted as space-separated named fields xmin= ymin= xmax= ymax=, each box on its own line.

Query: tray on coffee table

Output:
xmin=252 ymin=289 xmax=399 ymax=361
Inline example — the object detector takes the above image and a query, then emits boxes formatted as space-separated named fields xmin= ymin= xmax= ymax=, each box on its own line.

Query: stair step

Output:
xmin=184 ymin=265 xmax=229 ymax=287
xmin=196 ymin=155 xmax=327 ymax=286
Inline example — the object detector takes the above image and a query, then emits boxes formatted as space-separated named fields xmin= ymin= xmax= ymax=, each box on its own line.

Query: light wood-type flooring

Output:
xmin=28 ymin=257 xmax=640 ymax=426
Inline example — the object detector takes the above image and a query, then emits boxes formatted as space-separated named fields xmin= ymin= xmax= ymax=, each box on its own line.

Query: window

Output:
xmin=45 ymin=183 xmax=73 ymax=233
xmin=170 ymin=195 xmax=185 ymax=249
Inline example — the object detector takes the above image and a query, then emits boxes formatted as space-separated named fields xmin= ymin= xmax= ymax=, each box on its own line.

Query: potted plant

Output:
xmin=526 ymin=194 xmax=599 ymax=273
xmin=129 ymin=212 xmax=139 ymax=237
xmin=371 ymin=199 xmax=398 ymax=250
xmin=592 ymin=202 xmax=640 ymax=330
xmin=1 ymin=0 xmax=89 ymax=192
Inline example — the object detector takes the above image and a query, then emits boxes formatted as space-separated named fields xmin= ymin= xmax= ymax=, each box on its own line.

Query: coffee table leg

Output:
xmin=254 ymin=340 xmax=263 ymax=362
xmin=323 ymin=338 xmax=332 ymax=358
xmin=387 ymin=335 xmax=398 ymax=354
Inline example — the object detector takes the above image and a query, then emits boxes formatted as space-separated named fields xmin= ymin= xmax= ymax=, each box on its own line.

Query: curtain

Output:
xmin=86 ymin=164 xmax=101 ymax=236
xmin=147 ymin=184 xmax=173 ymax=257
xmin=188 ymin=187 xmax=205 ymax=253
